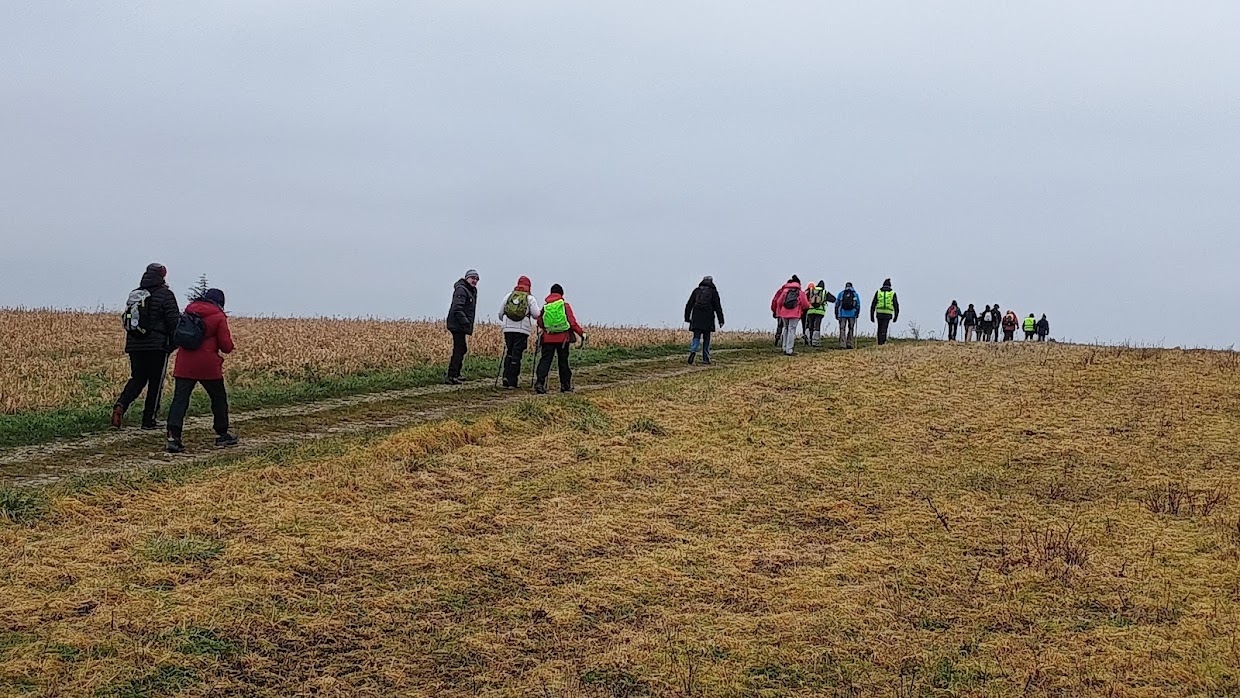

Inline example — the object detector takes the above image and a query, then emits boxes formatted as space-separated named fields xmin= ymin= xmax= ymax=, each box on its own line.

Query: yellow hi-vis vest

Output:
xmin=1023 ymin=316 xmax=1036 ymax=332
xmin=875 ymin=290 xmax=895 ymax=315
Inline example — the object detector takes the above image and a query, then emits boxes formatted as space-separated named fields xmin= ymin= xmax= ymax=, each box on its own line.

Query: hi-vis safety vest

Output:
xmin=1023 ymin=316 xmax=1036 ymax=332
xmin=807 ymin=287 xmax=827 ymax=314
xmin=543 ymin=299 xmax=571 ymax=334
xmin=875 ymin=290 xmax=895 ymax=315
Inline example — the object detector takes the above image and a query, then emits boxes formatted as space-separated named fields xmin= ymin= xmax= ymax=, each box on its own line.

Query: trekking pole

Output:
xmin=494 ymin=340 xmax=507 ymax=388
xmin=153 ymin=351 xmax=172 ymax=417
xmin=530 ymin=334 xmax=541 ymax=388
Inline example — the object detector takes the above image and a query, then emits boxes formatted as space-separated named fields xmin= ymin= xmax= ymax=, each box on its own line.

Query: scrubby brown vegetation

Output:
xmin=1 ymin=342 xmax=1238 ymax=695
xmin=0 ymin=309 xmax=765 ymax=414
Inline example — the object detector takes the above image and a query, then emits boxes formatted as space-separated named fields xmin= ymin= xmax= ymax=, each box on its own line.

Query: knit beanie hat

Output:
xmin=464 ymin=269 xmax=479 ymax=281
xmin=550 ymin=283 xmax=564 ymax=295
xmin=203 ymin=288 xmax=226 ymax=309
xmin=790 ymin=275 xmax=800 ymax=284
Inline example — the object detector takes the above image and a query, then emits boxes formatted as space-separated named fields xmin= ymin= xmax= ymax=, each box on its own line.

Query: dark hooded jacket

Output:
xmin=1036 ymin=317 xmax=1050 ymax=336
xmin=446 ymin=278 xmax=478 ymax=335
xmin=124 ymin=263 xmax=181 ymax=353
xmin=685 ymin=279 xmax=725 ymax=332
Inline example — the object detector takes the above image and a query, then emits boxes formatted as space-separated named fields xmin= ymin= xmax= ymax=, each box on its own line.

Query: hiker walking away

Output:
xmin=835 ymin=282 xmax=860 ymax=349
xmin=771 ymin=275 xmax=810 ymax=356
xmin=804 ymin=280 xmax=835 ymax=348
xmin=962 ymin=303 xmax=978 ymax=342
xmin=979 ymin=305 xmax=995 ymax=342
xmin=869 ymin=278 xmax=899 ymax=346
xmin=1023 ymin=313 xmax=1036 ymax=340
xmin=990 ymin=302 xmax=1002 ymax=341
xmin=1036 ymin=314 xmax=1050 ymax=341
xmin=1002 ymin=309 xmax=1018 ymax=341
xmin=498 ymin=275 xmax=540 ymax=388
xmin=685 ymin=276 xmax=724 ymax=365
xmin=445 ymin=270 xmax=479 ymax=385
xmin=944 ymin=300 xmax=961 ymax=341
xmin=112 ymin=263 xmax=181 ymax=430
xmin=165 ymin=289 xmax=237 ymax=453
xmin=535 ymin=284 xmax=585 ymax=394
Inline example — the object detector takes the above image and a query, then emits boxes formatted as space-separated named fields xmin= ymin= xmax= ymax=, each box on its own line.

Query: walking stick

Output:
xmin=153 ymin=351 xmax=172 ymax=416
xmin=494 ymin=340 xmax=507 ymax=388
xmin=530 ymin=334 xmax=541 ymax=388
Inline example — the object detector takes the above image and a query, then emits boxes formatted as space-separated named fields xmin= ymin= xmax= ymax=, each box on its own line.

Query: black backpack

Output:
xmin=694 ymin=285 xmax=714 ymax=310
xmin=781 ymin=287 xmax=800 ymax=309
xmin=840 ymin=289 xmax=857 ymax=311
xmin=173 ymin=312 xmax=206 ymax=350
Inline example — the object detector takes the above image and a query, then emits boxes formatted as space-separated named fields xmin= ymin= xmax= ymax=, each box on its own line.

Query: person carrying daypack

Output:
xmin=112 ymin=262 xmax=182 ymax=430
xmin=834 ymin=282 xmax=860 ymax=349
xmin=1023 ymin=313 xmax=1037 ymax=340
xmin=869 ymin=278 xmax=899 ymax=346
xmin=498 ymin=275 xmax=541 ymax=389
xmin=445 ymin=269 xmax=480 ymax=385
xmin=990 ymin=301 xmax=1001 ymax=341
xmin=979 ymin=305 xmax=995 ymax=342
xmin=1036 ymin=314 xmax=1050 ymax=341
xmin=944 ymin=300 xmax=961 ymax=341
xmin=803 ymin=280 xmax=835 ymax=348
xmin=962 ymin=303 xmax=978 ymax=342
xmin=685 ymin=276 xmax=725 ymax=365
xmin=165 ymin=289 xmax=237 ymax=453
xmin=1002 ymin=310 xmax=1018 ymax=341
xmin=535 ymin=284 xmax=586 ymax=394
xmin=770 ymin=275 xmax=810 ymax=356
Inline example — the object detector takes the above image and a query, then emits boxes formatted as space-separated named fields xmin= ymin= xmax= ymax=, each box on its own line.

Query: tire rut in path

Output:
xmin=2 ymin=350 xmax=763 ymax=487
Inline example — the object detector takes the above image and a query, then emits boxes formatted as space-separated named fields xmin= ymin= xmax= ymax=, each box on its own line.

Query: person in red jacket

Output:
xmin=770 ymin=275 xmax=811 ymax=356
xmin=534 ymin=284 xmax=585 ymax=394
xmin=165 ymin=288 xmax=238 ymax=452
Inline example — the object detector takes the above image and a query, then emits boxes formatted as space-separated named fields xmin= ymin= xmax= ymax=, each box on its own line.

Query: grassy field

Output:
xmin=2 ymin=342 xmax=1238 ymax=696
xmin=0 ymin=309 xmax=768 ymax=447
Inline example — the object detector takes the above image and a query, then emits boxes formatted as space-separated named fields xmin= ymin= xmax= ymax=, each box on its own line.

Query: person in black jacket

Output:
xmin=445 ymin=269 xmax=480 ymax=384
xmin=112 ymin=263 xmax=181 ymax=429
xmin=684 ymin=276 xmax=725 ymax=365
xmin=1036 ymin=314 xmax=1050 ymax=341
xmin=962 ymin=303 xmax=979 ymax=342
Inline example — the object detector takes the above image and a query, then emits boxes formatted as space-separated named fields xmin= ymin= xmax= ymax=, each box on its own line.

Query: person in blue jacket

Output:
xmin=834 ymin=282 xmax=861 ymax=349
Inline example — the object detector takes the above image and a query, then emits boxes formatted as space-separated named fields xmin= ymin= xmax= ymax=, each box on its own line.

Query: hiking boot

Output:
xmin=111 ymin=405 xmax=124 ymax=429
xmin=688 ymin=352 xmax=696 ymax=365
xmin=165 ymin=438 xmax=185 ymax=454
xmin=141 ymin=421 xmax=163 ymax=431
xmin=534 ymin=383 xmax=548 ymax=395
xmin=701 ymin=359 xmax=712 ymax=365
xmin=560 ymin=386 xmax=574 ymax=393
xmin=215 ymin=433 xmax=240 ymax=448
xmin=445 ymin=377 xmax=464 ymax=386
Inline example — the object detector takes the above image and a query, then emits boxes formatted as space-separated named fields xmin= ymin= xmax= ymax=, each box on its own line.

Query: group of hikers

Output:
xmin=769 ymin=276 xmax=899 ymax=354
xmin=108 ymin=262 xmax=1049 ymax=453
xmin=944 ymin=301 xmax=1050 ymax=342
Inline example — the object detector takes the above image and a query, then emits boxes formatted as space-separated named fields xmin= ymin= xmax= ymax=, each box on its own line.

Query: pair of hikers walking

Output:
xmin=447 ymin=271 xmax=586 ymax=393
xmin=111 ymin=262 xmax=238 ymax=453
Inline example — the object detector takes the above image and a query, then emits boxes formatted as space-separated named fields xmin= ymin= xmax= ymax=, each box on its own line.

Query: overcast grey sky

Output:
xmin=2 ymin=2 xmax=1237 ymax=347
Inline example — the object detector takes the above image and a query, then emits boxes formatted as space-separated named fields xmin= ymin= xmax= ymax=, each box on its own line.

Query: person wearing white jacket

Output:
xmin=497 ymin=275 xmax=541 ymax=388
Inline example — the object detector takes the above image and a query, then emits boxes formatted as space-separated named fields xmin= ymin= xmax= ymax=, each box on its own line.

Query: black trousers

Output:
xmin=947 ymin=322 xmax=958 ymax=340
xmin=535 ymin=341 xmax=572 ymax=391
xmin=166 ymin=377 xmax=229 ymax=440
xmin=115 ymin=350 xmax=170 ymax=425
xmin=876 ymin=315 xmax=892 ymax=345
xmin=447 ymin=331 xmax=468 ymax=379
xmin=502 ymin=332 xmax=529 ymax=387
xmin=1003 ymin=329 xmax=1015 ymax=341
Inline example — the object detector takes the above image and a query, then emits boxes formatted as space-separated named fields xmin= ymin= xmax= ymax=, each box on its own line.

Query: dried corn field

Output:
xmin=0 ymin=309 xmax=766 ymax=414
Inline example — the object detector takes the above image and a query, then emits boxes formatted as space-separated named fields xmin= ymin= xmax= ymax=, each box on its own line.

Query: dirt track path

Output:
xmin=1 ymin=348 xmax=772 ymax=488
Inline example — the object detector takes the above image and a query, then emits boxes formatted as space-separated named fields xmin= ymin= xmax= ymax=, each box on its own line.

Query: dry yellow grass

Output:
xmin=2 ymin=342 xmax=1239 ymax=695
xmin=0 ymin=309 xmax=764 ymax=414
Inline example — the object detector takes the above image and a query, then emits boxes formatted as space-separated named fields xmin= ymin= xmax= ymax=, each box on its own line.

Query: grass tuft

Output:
xmin=0 ymin=488 xmax=50 ymax=525
xmin=140 ymin=536 xmax=225 ymax=563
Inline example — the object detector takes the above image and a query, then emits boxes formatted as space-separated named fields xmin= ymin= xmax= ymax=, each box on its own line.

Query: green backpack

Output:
xmin=503 ymin=291 xmax=530 ymax=322
xmin=542 ymin=299 xmax=571 ymax=334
